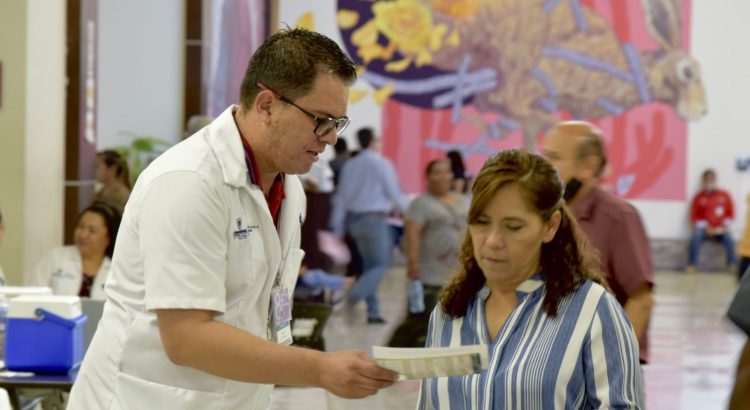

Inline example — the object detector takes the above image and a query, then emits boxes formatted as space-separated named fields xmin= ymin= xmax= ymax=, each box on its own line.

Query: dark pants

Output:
xmin=739 ymin=257 xmax=750 ymax=280
xmin=689 ymin=228 xmax=736 ymax=266
xmin=345 ymin=234 xmax=363 ymax=277
xmin=388 ymin=285 xmax=442 ymax=348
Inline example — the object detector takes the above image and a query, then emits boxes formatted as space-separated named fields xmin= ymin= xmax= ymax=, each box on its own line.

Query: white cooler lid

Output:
xmin=8 ymin=295 xmax=82 ymax=319
xmin=0 ymin=286 xmax=53 ymax=299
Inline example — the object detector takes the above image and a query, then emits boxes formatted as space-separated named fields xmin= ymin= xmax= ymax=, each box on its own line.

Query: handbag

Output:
xmin=727 ymin=271 xmax=750 ymax=336
xmin=316 ymin=230 xmax=351 ymax=267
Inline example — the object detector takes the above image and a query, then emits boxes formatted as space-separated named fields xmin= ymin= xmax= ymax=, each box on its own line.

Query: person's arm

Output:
xmin=156 ymin=309 xmax=397 ymax=398
xmin=404 ymin=219 xmax=424 ymax=279
xmin=583 ymin=292 xmax=643 ymax=408
xmin=623 ymin=284 xmax=654 ymax=343
xmin=691 ymin=193 xmax=708 ymax=230
xmin=139 ymin=172 xmax=397 ymax=398
xmin=381 ymin=160 xmax=408 ymax=213
xmin=609 ymin=207 xmax=654 ymax=347
xmin=725 ymin=190 xmax=735 ymax=229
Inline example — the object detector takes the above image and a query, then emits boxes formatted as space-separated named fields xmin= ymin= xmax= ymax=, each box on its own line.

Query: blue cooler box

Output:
xmin=4 ymin=295 xmax=87 ymax=373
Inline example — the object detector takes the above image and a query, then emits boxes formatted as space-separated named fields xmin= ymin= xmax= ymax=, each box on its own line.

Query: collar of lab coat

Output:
xmin=207 ymin=105 xmax=249 ymax=189
xmin=207 ymin=105 xmax=306 ymax=258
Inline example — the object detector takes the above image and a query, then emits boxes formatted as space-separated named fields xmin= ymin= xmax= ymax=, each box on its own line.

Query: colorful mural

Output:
xmin=336 ymin=0 xmax=706 ymax=200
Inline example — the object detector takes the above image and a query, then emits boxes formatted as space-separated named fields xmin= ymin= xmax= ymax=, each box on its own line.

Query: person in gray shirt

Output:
xmin=388 ymin=158 xmax=468 ymax=347
xmin=405 ymin=159 xmax=469 ymax=313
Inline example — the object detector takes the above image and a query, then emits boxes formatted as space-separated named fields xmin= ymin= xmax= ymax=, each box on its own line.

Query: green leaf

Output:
xmin=114 ymin=131 xmax=174 ymax=183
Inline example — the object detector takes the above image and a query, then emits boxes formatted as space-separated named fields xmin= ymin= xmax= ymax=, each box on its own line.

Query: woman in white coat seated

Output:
xmin=28 ymin=202 xmax=121 ymax=300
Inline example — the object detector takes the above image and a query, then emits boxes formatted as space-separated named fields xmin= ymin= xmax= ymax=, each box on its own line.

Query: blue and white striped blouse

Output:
xmin=418 ymin=274 xmax=644 ymax=409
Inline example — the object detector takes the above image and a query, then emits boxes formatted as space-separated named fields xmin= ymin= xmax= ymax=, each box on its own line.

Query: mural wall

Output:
xmin=331 ymin=0 xmax=705 ymax=199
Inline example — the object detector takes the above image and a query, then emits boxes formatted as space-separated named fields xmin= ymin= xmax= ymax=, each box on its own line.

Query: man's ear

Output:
xmin=582 ymin=154 xmax=602 ymax=178
xmin=254 ymin=90 xmax=275 ymax=124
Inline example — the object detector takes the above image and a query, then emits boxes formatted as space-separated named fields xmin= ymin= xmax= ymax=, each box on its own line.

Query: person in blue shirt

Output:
xmin=419 ymin=149 xmax=643 ymax=409
xmin=330 ymin=128 xmax=408 ymax=324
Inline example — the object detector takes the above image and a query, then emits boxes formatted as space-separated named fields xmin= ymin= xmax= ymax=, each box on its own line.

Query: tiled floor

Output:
xmin=271 ymin=268 xmax=746 ymax=409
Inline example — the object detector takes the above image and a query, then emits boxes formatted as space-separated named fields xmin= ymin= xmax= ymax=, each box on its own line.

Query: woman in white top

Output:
xmin=28 ymin=202 xmax=121 ymax=300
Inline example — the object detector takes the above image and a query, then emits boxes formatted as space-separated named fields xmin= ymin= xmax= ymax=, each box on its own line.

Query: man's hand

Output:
xmin=316 ymin=350 xmax=399 ymax=398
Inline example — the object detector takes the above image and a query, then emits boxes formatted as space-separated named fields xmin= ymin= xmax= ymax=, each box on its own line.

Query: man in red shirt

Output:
xmin=687 ymin=169 xmax=736 ymax=272
xmin=542 ymin=121 xmax=654 ymax=364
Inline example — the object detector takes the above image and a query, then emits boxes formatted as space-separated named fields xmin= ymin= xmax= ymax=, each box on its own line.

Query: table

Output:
xmin=0 ymin=369 xmax=77 ymax=410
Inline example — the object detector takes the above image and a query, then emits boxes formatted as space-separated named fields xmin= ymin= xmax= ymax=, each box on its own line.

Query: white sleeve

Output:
xmin=138 ymin=171 xmax=229 ymax=313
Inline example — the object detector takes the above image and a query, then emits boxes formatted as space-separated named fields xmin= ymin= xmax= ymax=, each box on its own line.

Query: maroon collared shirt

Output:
xmin=572 ymin=186 xmax=654 ymax=363
xmin=238 ymin=131 xmax=285 ymax=228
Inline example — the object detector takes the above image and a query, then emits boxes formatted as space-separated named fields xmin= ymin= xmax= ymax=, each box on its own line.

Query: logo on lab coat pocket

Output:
xmin=233 ymin=217 xmax=258 ymax=240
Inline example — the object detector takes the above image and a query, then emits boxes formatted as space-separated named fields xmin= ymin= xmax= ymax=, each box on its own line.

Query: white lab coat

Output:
xmin=27 ymin=245 xmax=110 ymax=300
xmin=67 ymin=106 xmax=306 ymax=410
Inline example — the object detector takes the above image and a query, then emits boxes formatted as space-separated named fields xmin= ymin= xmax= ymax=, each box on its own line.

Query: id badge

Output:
xmin=271 ymin=287 xmax=293 ymax=345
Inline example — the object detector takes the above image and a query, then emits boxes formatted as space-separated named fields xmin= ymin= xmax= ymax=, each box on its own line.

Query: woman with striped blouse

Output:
xmin=418 ymin=149 xmax=643 ymax=409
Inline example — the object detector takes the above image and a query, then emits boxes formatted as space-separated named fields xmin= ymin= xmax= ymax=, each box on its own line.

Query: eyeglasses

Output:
xmin=256 ymin=82 xmax=350 ymax=137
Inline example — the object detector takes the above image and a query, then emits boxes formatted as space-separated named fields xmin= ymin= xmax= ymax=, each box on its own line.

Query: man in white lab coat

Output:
xmin=68 ymin=28 xmax=398 ymax=409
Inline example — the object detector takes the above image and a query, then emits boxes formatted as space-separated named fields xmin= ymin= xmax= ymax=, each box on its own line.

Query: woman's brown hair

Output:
xmin=97 ymin=150 xmax=132 ymax=190
xmin=440 ymin=149 xmax=606 ymax=317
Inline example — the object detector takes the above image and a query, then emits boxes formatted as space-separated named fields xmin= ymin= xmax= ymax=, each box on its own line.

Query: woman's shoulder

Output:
xmin=434 ymin=289 xmax=486 ymax=319
xmin=572 ymin=280 xmax=626 ymax=315
xmin=429 ymin=300 xmax=470 ymax=323
xmin=407 ymin=194 xmax=438 ymax=214
xmin=47 ymin=245 xmax=78 ymax=257
xmin=564 ymin=279 xmax=610 ymax=305
xmin=97 ymin=184 xmax=123 ymax=197
xmin=581 ymin=279 xmax=607 ymax=294
xmin=38 ymin=246 xmax=79 ymax=268
xmin=97 ymin=185 xmax=130 ymax=206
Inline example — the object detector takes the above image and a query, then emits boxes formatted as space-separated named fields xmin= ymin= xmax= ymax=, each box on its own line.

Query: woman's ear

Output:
xmin=542 ymin=210 xmax=562 ymax=243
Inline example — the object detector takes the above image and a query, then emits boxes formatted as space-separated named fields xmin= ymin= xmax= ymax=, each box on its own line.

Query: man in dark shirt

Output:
xmin=542 ymin=121 xmax=655 ymax=363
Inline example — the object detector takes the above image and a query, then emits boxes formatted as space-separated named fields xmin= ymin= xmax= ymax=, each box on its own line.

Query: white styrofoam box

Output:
xmin=0 ymin=286 xmax=53 ymax=299
xmin=8 ymin=295 xmax=82 ymax=320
